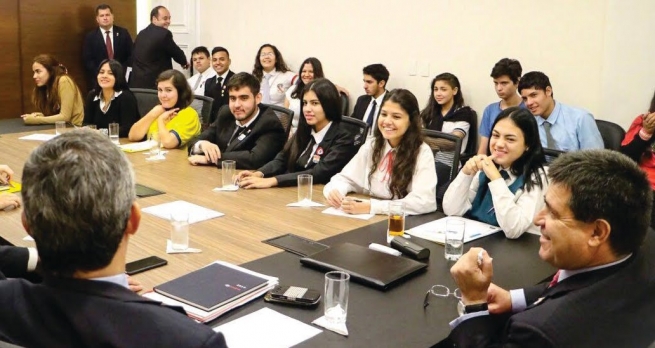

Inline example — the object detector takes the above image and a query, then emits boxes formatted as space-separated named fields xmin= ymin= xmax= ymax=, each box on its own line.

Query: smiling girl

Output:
xmin=443 ymin=107 xmax=548 ymax=238
xmin=324 ymin=89 xmax=437 ymax=215
xmin=252 ymin=44 xmax=296 ymax=107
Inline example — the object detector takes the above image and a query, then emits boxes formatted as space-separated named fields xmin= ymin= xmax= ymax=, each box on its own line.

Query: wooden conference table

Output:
xmin=0 ymin=122 xmax=555 ymax=346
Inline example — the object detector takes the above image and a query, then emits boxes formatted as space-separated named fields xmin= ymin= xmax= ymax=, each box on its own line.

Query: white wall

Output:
xmin=196 ymin=0 xmax=655 ymax=129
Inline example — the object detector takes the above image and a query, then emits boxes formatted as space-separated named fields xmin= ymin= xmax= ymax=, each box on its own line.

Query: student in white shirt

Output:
xmin=443 ymin=107 xmax=548 ymax=238
xmin=252 ymin=43 xmax=296 ymax=107
xmin=324 ymin=89 xmax=437 ymax=215
xmin=186 ymin=46 xmax=216 ymax=95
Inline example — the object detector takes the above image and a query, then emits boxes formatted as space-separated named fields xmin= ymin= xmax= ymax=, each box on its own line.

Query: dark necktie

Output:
xmin=543 ymin=121 xmax=557 ymax=149
xmin=548 ymin=270 xmax=561 ymax=288
xmin=298 ymin=137 xmax=317 ymax=168
xmin=366 ymin=100 xmax=377 ymax=132
xmin=105 ymin=31 xmax=114 ymax=59
xmin=216 ymin=76 xmax=223 ymax=90
xmin=500 ymin=170 xmax=510 ymax=181
xmin=228 ymin=126 xmax=246 ymax=146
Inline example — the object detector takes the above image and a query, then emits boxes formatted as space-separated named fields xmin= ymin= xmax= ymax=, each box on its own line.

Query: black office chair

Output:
xmin=340 ymin=116 xmax=368 ymax=148
xmin=190 ymin=95 xmax=214 ymax=131
xmin=130 ymin=88 xmax=159 ymax=118
xmin=543 ymin=147 xmax=566 ymax=164
xmin=459 ymin=110 xmax=479 ymax=167
xmin=422 ymin=129 xmax=463 ymax=207
xmin=261 ymin=104 xmax=294 ymax=139
xmin=340 ymin=92 xmax=349 ymax=116
xmin=595 ymin=119 xmax=625 ymax=151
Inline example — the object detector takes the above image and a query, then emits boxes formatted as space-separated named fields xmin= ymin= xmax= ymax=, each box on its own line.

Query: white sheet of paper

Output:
xmin=286 ymin=200 xmax=325 ymax=207
xmin=213 ymin=185 xmax=238 ymax=192
xmin=142 ymin=200 xmax=224 ymax=224
xmin=321 ymin=207 xmax=374 ymax=220
xmin=214 ymin=308 xmax=322 ymax=348
xmin=119 ymin=141 xmax=156 ymax=153
xmin=406 ymin=216 xmax=501 ymax=244
xmin=166 ymin=240 xmax=201 ymax=254
xmin=19 ymin=134 xmax=56 ymax=141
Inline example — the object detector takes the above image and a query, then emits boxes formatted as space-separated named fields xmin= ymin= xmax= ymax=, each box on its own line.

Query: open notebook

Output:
xmin=406 ymin=217 xmax=501 ymax=244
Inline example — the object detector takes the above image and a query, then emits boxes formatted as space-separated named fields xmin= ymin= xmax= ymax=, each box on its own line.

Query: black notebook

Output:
xmin=154 ymin=263 xmax=269 ymax=311
xmin=262 ymin=233 xmax=329 ymax=257
xmin=300 ymin=243 xmax=428 ymax=290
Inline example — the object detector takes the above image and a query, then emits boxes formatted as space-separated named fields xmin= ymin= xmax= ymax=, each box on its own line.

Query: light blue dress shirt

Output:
xmin=535 ymin=101 xmax=604 ymax=151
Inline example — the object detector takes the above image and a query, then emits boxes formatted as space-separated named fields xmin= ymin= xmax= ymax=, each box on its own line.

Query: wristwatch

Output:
xmin=457 ymin=300 xmax=488 ymax=316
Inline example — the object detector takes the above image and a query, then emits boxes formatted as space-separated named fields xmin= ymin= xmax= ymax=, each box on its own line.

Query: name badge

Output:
xmin=312 ymin=154 xmax=321 ymax=163
xmin=237 ymin=133 xmax=246 ymax=141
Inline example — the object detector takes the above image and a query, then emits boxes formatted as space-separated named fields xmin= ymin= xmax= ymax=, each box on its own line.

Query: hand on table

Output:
xmin=340 ymin=197 xmax=370 ymax=215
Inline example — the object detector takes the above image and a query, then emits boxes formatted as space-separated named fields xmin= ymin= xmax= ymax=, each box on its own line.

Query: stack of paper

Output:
xmin=119 ymin=140 xmax=156 ymax=153
xmin=406 ymin=217 xmax=501 ymax=244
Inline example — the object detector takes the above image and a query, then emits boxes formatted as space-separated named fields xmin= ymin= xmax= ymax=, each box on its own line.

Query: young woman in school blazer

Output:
xmin=236 ymin=78 xmax=360 ymax=188
xmin=323 ymin=89 xmax=438 ymax=215
xmin=83 ymin=59 xmax=140 ymax=137
xmin=21 ymin=54 xmax=84 ymax=126
xmin=443 ymin=107 xmax=549 ymax=238
xmin=128 ymin=69 xmax=201 ymax=149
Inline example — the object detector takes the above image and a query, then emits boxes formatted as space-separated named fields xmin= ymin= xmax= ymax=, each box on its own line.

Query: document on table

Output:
xmin=119 ymin=141 xmax=155 ymax=153
xmin=322 ymin=207 xmax=374 ymax=220
xmin=19 ymin=134 xmax=56 ymax=141
xmin=214 ymin=307 xmax=321 ymax=348
xmin=406 ymin=216 xmax=501 ymax=244
xmin=142 ymin=200 xmax=224 ymax=224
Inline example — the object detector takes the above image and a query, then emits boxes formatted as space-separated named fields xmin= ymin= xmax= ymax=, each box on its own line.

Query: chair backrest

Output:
xmin=130 ymin=88 xmax=159 ymax=118
xmin=422 ymin=129 xmax=463 ymax=203
xmin=595 ymin=119 xmax=626 ymax=151
xmin=261 ymin=104 xmax=294 ymax=139
xmin=543 ymin=147 xmax=566 ymax=164
xmin=340 ymin=116 xmax=369 ymax=148
xmin=190 ymin=94 xmax=214 ymax=130
xmin=340 ymin=92 xmax=349 ymax=116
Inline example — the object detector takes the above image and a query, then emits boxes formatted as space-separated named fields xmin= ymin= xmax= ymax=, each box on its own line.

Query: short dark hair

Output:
xmin=548 ymin=150 xmax=652 ymax=255
xmin=21 ymin=130 xmax=135 ymax=277
xmin=156 ymin=69 xmax=194 ymax=110
xmin=93 ymin=59 xmax=128 ymax=92
xmin=491 ymin=58 xmax=522 ymax=84
xmin=211 ymin=46 xmax=230 ymax=57
xmin=150 ymin=5 xmax=166 ymax=21
xmin=191 ymin=46 xmax=210 ymax=58
xmin=363 ymin=64 xmax=390 ymax=86
xmin=95 ymin=4 xmax=112 ymax=15
xmin=226 ymin=72 xmax=260 ymax=96
xmin=518 ymin=71 xmax=552 ymax=95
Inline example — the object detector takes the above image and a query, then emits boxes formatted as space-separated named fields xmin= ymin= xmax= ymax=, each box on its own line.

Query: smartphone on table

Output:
xmin=125 ymin=256 xmax=167 ymax=275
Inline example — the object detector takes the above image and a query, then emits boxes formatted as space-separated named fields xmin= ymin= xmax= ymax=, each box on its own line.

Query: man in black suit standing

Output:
xmin=82 ymin=4 xmax=133 ymax=89
xmin=129 ymin=5 xmax=188 ymax=89
xmin=0 ymin=130 xmax=227 ymax=347
xmin=188 ymin=72 xmax=286 ymax=169
xmin=447 ymin=150 xmax=655 ymax=347
xmin=204 ymin=46 xmax=235 ymax=124
xmin=351 ymin=64 xmax=389 ymax=136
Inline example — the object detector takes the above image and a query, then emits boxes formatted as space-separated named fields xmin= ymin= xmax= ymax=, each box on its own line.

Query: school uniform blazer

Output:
xmin=449 ymin=230 xmax=655 ymax=347
xmin=257 ymin=121 xmax=361 ymax=187
xmin=129 ymin=24 xmax=187 ymax=89
xmin=0 ymin=277 xmax=227 ymax=347
xmin=0 ymin=246 xmax=29 ymax=280
xmin=204 ymin=70 xmax=235 ymax=124
xmin=187 ymin=104 xmax=286 ymax=169
xmin=351 ymin=94 xmax=373 ymax=120
xmin=82 ymin=25 xmax=133 ymax=84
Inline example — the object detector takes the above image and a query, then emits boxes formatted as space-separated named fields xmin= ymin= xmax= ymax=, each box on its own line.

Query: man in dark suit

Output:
xmin=204 ymin=46 xmax=235 ymax=124
xmin=447 ymin=150 xmax=655 ymax=347
xmin=129 ymin=5 xmax=188 ymax=89
xmin=188 ymin=72 xmax=286 ymax=169
xmin=0 ymin=246 xmax=37 ymax=280
xmin=82 ymin=4 xmax=133 ymax=90
xmin=351 ymin=64 xmax=389 ymax=136
xmin=0 ymin=131 xmax=227 ymax=347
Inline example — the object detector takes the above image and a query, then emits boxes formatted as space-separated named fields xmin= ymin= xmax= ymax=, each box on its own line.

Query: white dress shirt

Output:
xmin=323 ymin=138 xmax=437 ymax=215
xmin=363 ymin=91 xmax=387 ymax=136
xmin=94 ymin=90 xmax=123 ymax=114
xmin=302 ymin=122 xmax=332 ymax=167
xmin=187 ymin=68 xmax=216 ymax=95
xmin=263 ymin=69 xmax=297 ymax=107
xmin=442 ymin=167 xmax=549 ymax=238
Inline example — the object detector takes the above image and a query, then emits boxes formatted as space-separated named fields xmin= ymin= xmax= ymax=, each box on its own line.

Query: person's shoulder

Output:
xmin=483 ymin=101 xmax=500 ymax=114
xmin=179 ymin=106 xmax=198 ymax=117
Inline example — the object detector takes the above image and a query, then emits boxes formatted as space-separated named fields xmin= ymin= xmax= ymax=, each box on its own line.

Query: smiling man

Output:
xmin=447 ymin=149 xmax=655 ymax=347
xmin=204 ymin=47 xmax=234 ymax=124
xmin=187 ymin=72 xmax=286 ymax=169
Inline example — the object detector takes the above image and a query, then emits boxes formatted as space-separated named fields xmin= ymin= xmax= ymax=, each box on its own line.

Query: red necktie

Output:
xmin=548 ymin=270 xmax=560 ymax=288
xmin=378 ymin=149 xmax=394 ymax=182
xmin=105 ymin=31 xmax=114 ymax=59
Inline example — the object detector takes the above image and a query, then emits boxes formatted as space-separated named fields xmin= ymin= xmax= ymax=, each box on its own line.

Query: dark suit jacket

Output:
xmin=82 ymin=25 xmax=133 ymax=87
xmin=0 ymin=277 xmax=227 ymax=347
xmin=129 ymin=24 xmax=187 ymax=89
xmin=0 ymin=246 xmax=29 ymax=280
xmin=257 ymin=121 xmax=361 ymax=187
xmin=187 ymin=104 xmax=286 ymax=169
xmin=351 ymin=94 xmax=372 ymax=120
xmin=449 ymin=231 xmax=655 ymax=347
xmin=204 ymin=70 xmax=235 ymax=124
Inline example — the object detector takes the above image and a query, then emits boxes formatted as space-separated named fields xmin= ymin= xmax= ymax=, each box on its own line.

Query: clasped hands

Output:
xmin=642 ymin=112 xmax=655 ymax=135
xmin=462 ymin=154 xmax=502 ymax=181
xmin=326 ymin=189 xmax=370 ymax=214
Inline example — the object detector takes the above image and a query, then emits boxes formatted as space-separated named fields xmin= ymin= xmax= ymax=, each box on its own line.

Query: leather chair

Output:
xmin=596 ymin=119 xmax=626 ymax=151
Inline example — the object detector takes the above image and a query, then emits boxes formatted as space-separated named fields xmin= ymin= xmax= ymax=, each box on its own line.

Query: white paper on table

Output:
xmin=312 ymin=315 xmax=349 ymax=336
xmin=23 ymin=235 xmax=34 ymax=241
xmin=321 ymin=207 xmax=374 ymax=220
xmin=214 ymin=308 xmax=322 ymax=348
xmin=142 ymin=200 xmax=224 ymax=224
xmin=166 ymin=240 xmax=201 ymax=254
xmin=212 ymin=185 xmax=239 ymax=192
xmin=19 ymin=134 xmax=56 ymax=141
xmin=286 ymin=200 xmax=325 ymax=207
xmin=406 ymin=216 xmax=501 ymax=244
xmin=119 ymin=141 xmax=155 ymax=153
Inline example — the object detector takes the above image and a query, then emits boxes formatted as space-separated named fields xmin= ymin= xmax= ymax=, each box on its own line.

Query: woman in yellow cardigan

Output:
xmin=21 ymin=54 xmax=84 ymax=126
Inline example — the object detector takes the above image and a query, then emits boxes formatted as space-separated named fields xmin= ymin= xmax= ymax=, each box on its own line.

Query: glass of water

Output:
xmin=324 ymin=271 xmax=350 ymax=324
xmin=170 ymin=211 xmax=189 ymax=250
xmin=148 ymin=131 xmax=161 ymax=157
xmin=108 ymin=123 xmax=120 ymax=145
xmin=445 ymin=219 xmax=465 ymax=261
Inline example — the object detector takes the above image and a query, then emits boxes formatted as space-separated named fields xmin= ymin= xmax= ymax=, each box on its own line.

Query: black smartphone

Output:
xmin=125 ymin=256 xmax=167 ymax=275
xmin=264 ymin=285 xmax=321 ymax=307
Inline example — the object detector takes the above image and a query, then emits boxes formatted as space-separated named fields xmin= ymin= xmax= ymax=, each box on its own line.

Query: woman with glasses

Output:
xmin=252 ymin=43 xmax=296 ymax=107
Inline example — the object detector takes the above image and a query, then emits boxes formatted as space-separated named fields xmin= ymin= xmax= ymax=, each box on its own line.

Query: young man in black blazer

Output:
xmin=82 ymin=4 xmax=133 ymax=89
xmin=447 ymin=150 xmax=655 ymax=347
xmin=204 ymin=46 xmax=235 ymax=124
xmin=188 ymin=72 xmax=286 ymax=169
xmin=351 ymin=64 xmax=389 ymax=135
